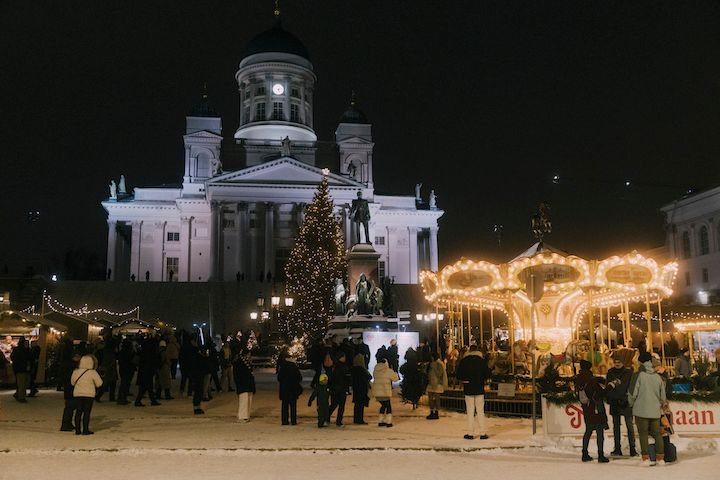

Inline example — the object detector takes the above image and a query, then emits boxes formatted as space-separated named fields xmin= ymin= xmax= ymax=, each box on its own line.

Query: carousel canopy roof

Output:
xmin=421 ymin=245 xmax=678 ymax=309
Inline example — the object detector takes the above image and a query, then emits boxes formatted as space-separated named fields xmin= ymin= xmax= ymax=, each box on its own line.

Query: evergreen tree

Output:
xmin=284 ymin=173 xmax=347 ymax=342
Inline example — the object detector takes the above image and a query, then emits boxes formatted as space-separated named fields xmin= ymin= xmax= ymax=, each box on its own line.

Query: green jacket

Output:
xmin=628 ymin=361 xmax=666 ymax=419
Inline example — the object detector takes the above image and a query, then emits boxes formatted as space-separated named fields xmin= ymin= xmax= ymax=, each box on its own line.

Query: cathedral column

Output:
xmin=264 ymin=202 xmax=275 ymax=280
xmin=210 ymin=202 xmax=222 ymax=280
xmin=179 ymin=216 xmax=193 ymax=282
xmin=236 ymin=203 xmax=247 ymax=279
xmin=429 ymin=227 xmax=439 ymax=272
xmin=130 ymin=221 xmax=143 ymax=280
xmin=155 ymin=221 xmax=166 ymax=281
xmin=343 ymin=206 xmax=352 ymax=248
xmin=106 ymin=220 xmax=117 ymax=281
xmin=408 ymin=227 xmax=419 ymax=283
xmin=299 ymin=202 xmax=307 ymax=224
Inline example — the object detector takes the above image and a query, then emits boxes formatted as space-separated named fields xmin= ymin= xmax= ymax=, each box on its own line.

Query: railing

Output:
xmin=439 ymin=388 xmax=541 ymax=418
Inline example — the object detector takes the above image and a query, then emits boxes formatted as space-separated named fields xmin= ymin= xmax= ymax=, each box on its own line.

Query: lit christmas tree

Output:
xmin=284 ymin=172 xmax=347 ymax=342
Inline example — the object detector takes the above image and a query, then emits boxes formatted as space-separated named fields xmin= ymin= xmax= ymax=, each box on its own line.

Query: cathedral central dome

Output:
xmin=242 ymin=21 xmax=310 ymax=61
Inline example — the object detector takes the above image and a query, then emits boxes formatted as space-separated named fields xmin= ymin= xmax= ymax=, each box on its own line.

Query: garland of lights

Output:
xmin=44 ymin=294 xmax=140 ymax=317
xmin=283 ymin=173 xmax=347 ymax=343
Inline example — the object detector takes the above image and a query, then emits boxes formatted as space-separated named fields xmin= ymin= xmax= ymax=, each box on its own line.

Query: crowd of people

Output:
xmin=4 ymin=330 xmax=707 ymax=467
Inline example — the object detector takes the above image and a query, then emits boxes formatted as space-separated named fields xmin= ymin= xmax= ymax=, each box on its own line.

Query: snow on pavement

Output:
xmin=1 ymin=370 xmax=718 ymax=479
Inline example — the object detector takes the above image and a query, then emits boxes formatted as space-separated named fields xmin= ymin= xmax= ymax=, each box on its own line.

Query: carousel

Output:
xmin=420 ymin=206 xmax=678 ymax=376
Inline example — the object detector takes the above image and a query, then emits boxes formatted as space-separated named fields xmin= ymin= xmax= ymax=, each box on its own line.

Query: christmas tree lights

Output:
xmin=284 ymin=174 xmax=347 ymax=342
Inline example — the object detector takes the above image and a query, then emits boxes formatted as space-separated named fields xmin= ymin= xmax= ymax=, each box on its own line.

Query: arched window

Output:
xmin=699 ymin=226 xmax=710 ymax=255
xmin=682 ymin=231 xmax=691 ymax=258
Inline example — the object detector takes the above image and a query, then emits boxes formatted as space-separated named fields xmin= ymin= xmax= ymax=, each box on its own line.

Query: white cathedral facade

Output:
xmin=102 ymin=18 xmax=443 ymax=285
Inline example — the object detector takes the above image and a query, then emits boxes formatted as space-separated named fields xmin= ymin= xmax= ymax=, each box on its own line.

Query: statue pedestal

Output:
xmin=347 ymin=243 xmax=381 ymax=291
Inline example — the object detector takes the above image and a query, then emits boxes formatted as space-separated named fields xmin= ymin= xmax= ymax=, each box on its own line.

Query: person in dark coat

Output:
xmin=134 ymin=337 xmax=161 ymax=407
xmin=96 ymin=336 xmax=119 ymax=402
xmin=60 ymin=352 xmax=80 ymax=431
xmin=351 ymin=353 xmax=372 ymax=424
xmin=187 ymin=336 xmax=205 ymax=414
xmin=355 ymin=338 xmax=371 ymax=368
xmin=116 ymin=338 xmax=135 ymax=404
xmin=605 ymin=356 xmax=637 ymax=457
xmin=576 ymin=360 xmax=609 ymax=463
xmin=277 ymin=355 xmax=303 ymax=425
xmin=308 ymin=373 xmax=330 ymax=427
xmin=233 ymin=350 xmax=256 ymax=421
xmin=386 ymin=339 xmax=400 ymax=372
xmin=328 ymin=351 xmax=351 ymax=426
xmin=28 ymin=341 xmax=41 ymax=397
xmin=456 ymin=344 xmax=492 ymax=439
xmin=11 ymin=337 xmax=31 ymax=402
xmin=179 ymin=333 xmax=194 ymax=396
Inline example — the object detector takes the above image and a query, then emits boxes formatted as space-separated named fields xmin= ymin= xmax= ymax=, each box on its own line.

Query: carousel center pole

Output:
xmin=644 ymin=293 xmax=653 ymax=353
xmin=435 ymin=304 xmax=440 ymax=355
xmin=657 ymin=298 xmax=666 ymax=366
xmin=623 ymin=301 xmax=631 ymax=347
xmin=490 ymin=307 xmax=495 ymax=352
xmin=467 ymin=305 xmax=472 ymax=346
xmin=458 ymin=302 xmax=464 ymax=348
xmin=588 ymin=292 xmax=596 ymax=366
xmin=599 ymin=306 xmax=605 ymax=348
xmin=479 ymin=307 xmax=484 ymax=346
xmin=507 ymin=293 xmax=515 ymax=375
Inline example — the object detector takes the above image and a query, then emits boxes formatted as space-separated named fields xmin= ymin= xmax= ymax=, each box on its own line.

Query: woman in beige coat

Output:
xmin=426 ymin=351 xmax=448 ymax=419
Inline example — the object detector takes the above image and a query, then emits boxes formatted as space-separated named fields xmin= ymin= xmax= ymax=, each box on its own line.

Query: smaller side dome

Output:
xmin=339 ymin=93 xmax=368 ymax=124
xmin=188 ymin=86 xmax=219 ymax=118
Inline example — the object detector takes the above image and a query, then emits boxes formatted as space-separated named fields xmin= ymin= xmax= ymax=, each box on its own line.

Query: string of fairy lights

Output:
xmin=44 ymin=294 xmax=140 ymax=317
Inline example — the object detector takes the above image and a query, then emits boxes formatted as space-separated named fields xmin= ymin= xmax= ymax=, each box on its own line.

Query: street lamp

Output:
xmin=250 ymin=312 xmax=258 ymax=321
xmin=284 ymin=297 xmax=294 ymax=307
xmin=271 ymin=295 xmax=280 ymax=307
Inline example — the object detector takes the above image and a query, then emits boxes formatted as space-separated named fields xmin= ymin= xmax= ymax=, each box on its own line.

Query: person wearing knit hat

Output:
xmin=308 ymin=372 xmax=330 ymax=427
xmin=628 ymin=349 xmax=667 ymax=466
xmin=606 ymin=354 xmax=638 ymax=457
xmin=576 ymin=360 xmax=610 ymax=463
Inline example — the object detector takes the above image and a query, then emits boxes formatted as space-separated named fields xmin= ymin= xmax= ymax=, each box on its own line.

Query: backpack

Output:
xmin=577 ymin=385 xmax=590 ymax=406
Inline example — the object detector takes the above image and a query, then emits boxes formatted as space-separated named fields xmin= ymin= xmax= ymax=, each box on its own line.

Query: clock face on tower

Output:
xmin=272 ymin=83 xmax=284 ymax=95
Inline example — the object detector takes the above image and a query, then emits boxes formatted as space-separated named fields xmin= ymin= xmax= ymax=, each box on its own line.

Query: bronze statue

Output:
xmin=355 ymin=273 xmax=370 ymax=314
xmin=350 ymin=191 xmax=371 ymax=245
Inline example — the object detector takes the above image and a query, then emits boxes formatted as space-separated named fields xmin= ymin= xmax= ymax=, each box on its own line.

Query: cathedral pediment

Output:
xmin=208 ymin=157 xmax=365 ymax=187
xmin=183 ymin=130 xmax=223 ymax=140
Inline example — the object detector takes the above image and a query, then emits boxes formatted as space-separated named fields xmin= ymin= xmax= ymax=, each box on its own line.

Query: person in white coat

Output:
xmin=71 ymin=354 xmax=103 ymax=435
xmin=372 ymin=356 xmax=399 ymax=427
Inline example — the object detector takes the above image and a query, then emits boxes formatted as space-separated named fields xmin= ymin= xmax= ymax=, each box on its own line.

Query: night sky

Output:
xmin=2 ymin=1 xmax=719 ymax=277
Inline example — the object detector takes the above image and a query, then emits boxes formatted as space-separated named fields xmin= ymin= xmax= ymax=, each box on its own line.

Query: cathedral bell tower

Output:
xmin=182 ymin=87 xmax=222 ymax=196
xmin=335 ymin=93 xmax=374 ymax=188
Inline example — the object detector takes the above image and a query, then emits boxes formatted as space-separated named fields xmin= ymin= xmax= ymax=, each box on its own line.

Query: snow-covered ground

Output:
xmin=1 ymin=369 xmax=718 ymax=479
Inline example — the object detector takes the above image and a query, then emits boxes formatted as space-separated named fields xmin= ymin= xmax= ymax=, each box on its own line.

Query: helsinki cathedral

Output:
xmin=102 ymin=12 xmax=443 ymax=285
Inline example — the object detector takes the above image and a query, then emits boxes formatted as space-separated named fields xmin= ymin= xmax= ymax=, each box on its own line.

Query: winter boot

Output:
xmin=610 ymin=448 xmax=623 ymax=456
xmin=640 ymin=455 xmax=655 ymax=467
xmin=598 ymin=455 xmax=610 ymax=463
xmin=629 ymin=447 xmax=639 ymax=457
xmin=656 ymin=454 xmax=665 ymax=466
xmin=385 ymin=414 xmax=393 ymax=427
xmin=426 ymin=410 xmax=435 ymax=420
xmin=581 ymin=451 xmax=593 ymax=462
xmin=378 ymin=414 xmax=387 ymax=427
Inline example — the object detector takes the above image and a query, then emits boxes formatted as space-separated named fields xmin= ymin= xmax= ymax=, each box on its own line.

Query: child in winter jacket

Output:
xmin=71 ymin=354 xmax=103 ymax=435
xmin=308 ymin=373 xmax=330 ymax=427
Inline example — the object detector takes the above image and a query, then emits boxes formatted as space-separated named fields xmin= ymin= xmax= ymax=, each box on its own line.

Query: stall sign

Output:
xmin=542 ymin=397 xmax=720 ymax=436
